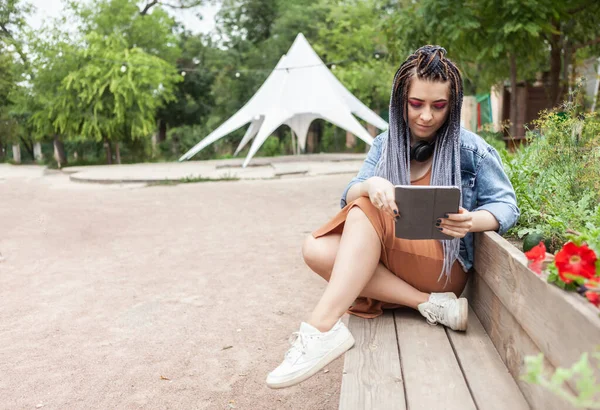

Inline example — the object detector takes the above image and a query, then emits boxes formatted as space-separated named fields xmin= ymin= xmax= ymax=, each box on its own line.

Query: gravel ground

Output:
xmin=0 ymin=169 xmax=354 ymax=410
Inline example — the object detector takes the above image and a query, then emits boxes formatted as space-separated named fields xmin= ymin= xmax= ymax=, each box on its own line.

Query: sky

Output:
xmin=26 ymin=0 xmax=221 ymax=34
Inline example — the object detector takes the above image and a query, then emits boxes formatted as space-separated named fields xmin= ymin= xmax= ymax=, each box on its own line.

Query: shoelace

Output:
xmin=283 ymin=323 xmax=341 ymax=362
xmin=421 ymin=301 xmax=447 ymax=326
xmin=284 ymin=331 xmax=310 ymax=362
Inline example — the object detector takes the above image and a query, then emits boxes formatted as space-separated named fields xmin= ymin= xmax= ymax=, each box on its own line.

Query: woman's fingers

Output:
xmin=377 ymin=190 xmax=393 ymax=218
xmin=438 ymin=220 xmax=469 ymax=230
xmin=437 ymin=225 xmax=460 ymax=238
xmin=371 ymin=193 xmax=385 ymax=213
xmin=372 ymin=192 xmax=384 ymax=207
xmin=372 ymin=190 xmax=396 ymax=219
xmin=445 ymin=207 xmax=472 ymax=221
xmin=385 ymin=190 xmax=399 ymax=219
xmin=437 ymin=225 xmax=468 ymax=238
xmin=369 ymin=179 xmax=398 ymax=220
xmin=438 ymin=217 xmax=472 ymax=233
xmin=381 ymin=198 xmax=395 ymax=219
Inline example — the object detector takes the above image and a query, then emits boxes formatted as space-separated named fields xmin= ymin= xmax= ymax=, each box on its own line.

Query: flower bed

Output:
xmin=476 ymin=102 xmax=600 ymax=408
xmin=524 ymin=228 xmax=599 ymax=309
xmin=502 ymin=104 xmax=600 ymax=254
xmin=469 ymin=231 xmax=600 ymax=409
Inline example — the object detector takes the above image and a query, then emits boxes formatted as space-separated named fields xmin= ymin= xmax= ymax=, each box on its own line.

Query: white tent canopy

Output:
xmin=179 ymin=33 xmax=388 ymax=167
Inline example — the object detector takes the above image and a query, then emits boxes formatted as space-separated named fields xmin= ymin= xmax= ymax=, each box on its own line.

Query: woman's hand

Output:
xmin=365 ymin=176 xmax=399 ymax=219
xmin=437 ymin=207 xmax=473 ymax=238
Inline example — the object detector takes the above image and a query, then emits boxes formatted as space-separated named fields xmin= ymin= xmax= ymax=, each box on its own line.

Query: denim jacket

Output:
xmin=340 ymin=127 xmax=520 ymax=272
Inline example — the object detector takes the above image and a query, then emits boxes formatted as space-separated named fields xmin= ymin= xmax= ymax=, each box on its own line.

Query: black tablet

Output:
xmin=394 ymin=185 xmax=461 ymax=240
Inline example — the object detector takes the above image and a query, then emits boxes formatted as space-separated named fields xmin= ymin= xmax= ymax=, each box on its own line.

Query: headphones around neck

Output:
xmin=410 ymin=140 xmax=435 ymax=162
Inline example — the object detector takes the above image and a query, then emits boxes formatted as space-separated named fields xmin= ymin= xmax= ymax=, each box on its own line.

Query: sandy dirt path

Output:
xmin=0 ymin=171 xmax=354 ymax=410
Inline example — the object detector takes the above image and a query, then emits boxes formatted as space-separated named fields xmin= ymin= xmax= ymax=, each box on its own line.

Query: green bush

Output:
xmin=523 ymin=350 xmax=600 ymax=408
xmin=318 ymin=123 xmax=370 ymax=153
xmin=478 ymin=127 xmax=506 ymax=153
xmin=504 ymin=102 xmax=600 ymax=249
xmin=166 ymin=124 xmax=217 ymax=161
xmin=256 ymin=136 xmax=283 ymax=157
xmin=318 ymin=123 xmax=337 ymax=152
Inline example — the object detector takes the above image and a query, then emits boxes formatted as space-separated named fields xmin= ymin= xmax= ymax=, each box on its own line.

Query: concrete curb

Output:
xmin=3 ymin=156 xmax=364 ymax=184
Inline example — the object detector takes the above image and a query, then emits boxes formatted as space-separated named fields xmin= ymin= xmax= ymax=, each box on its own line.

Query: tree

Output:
xmin=57 ymin=32 xmax=182 ymax=164
xmin=69 ymin=0 xmax=206 ymax=145
xmin=21 ymin=0 xmax=187 ymax=163
xmin=385 ymin=0 xmax=548 ymax=138
xmin=216 ymin=0 xmax=278 ymax=46
xmin=212 ymin=0 xmax=283 ymax=115
xmin=0 ymin=46 xmax=16 ymax=117
xmin=26 ymin=31 xmax=84 ymax=167
xmin=0 ymin=0 xmax=32 ymax=70
xmin=0 ymin=0 xmax=34 ymax=161
xmin=0 ymin=48 xmax=18 ymax=160
xmin=541 ymin=1 xmax=600 ymax=106
xmin=138 ymin=0 xmax=204 ymax=16
xmin=314 ymin=0 xmax=394 ymax=111
xmin=384 ymin=0 xmax=600 ymax=138
xmin=69 ymin=0 xmax=182 ymax=63
xmin=155 ymin=31 xmax=215 ymax=143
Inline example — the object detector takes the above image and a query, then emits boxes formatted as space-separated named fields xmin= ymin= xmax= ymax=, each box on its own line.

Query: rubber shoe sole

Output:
xmin=454 ymin=298 xmax=468 ymax=331
xmin=266 ymin=333 xmax=355 ymax=389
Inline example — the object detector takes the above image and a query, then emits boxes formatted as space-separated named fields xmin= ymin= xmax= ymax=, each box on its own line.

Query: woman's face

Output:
xmin=406 ymin=77 xmax=451 ymax=142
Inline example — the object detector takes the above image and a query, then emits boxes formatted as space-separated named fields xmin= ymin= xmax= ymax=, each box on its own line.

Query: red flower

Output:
xmin=554 ymin=242 xmax=597 ymax=283
xmin=525 ymin=241 xmax=546 ymax=274
xmin=585 ymin=291 xmax=600 ymax=308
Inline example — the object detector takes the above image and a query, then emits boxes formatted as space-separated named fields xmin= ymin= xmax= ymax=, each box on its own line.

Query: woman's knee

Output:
xmin=345 ymin=206 xmax=382 ymax=245
xmin=346 ymin=206 xmax=369 ymax=224
xmin=302 ymin=234 xmax=337 ymax=274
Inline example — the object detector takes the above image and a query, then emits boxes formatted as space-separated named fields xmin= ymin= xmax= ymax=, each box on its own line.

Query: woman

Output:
xmin=266 ymin=45 xmax=519 ymax=389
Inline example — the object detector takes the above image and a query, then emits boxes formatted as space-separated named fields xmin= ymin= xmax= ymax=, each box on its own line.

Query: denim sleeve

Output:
xmin=340 ymin=133 xmax=384 ymax=208
xmin=472 ymin=147 xmax=520 ymax=235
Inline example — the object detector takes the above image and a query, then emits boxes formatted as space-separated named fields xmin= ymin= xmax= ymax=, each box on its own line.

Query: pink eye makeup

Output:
xmin=408 ymin=99 xmax=447 ymax=109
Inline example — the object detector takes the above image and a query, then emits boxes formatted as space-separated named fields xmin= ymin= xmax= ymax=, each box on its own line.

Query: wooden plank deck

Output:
xmin=339 ymin=312 xmax=405 ymax=409
xmin=339 ymin=232 xmax=600 ymax=409
xmin=339 ymin=308 xmax=530 ymax=410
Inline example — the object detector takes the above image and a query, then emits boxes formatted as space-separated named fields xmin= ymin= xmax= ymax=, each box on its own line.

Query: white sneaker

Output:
xmin=266 ymin=319 xmax=355 ymax=389
xmin=417 ymin=293 xmax=468 ymax=331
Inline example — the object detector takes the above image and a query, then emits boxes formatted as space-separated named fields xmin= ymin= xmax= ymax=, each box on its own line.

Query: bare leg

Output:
xmin=305 ymin=207 xmax=429 ymax=332
xmin=304 ymin=233 xmax=430 ymax=309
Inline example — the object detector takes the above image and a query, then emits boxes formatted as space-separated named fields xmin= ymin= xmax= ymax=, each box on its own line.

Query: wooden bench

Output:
xmin=338 ymin=231 xmax=600 ymax=409
xmin=339 ymin=309 xmax=529 ymax=410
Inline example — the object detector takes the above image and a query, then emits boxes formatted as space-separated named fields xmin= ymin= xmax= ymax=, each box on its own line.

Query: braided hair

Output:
xmin=375 ymin=45 xmax=464 ymax=284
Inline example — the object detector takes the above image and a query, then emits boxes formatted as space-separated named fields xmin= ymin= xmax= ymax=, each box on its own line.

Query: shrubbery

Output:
xmin=503 ymin=103 xmax=600 ymax=251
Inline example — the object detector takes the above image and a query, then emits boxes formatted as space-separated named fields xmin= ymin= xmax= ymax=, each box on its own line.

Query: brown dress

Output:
xmin=311 ymin=165 xmax=467 ymax=318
